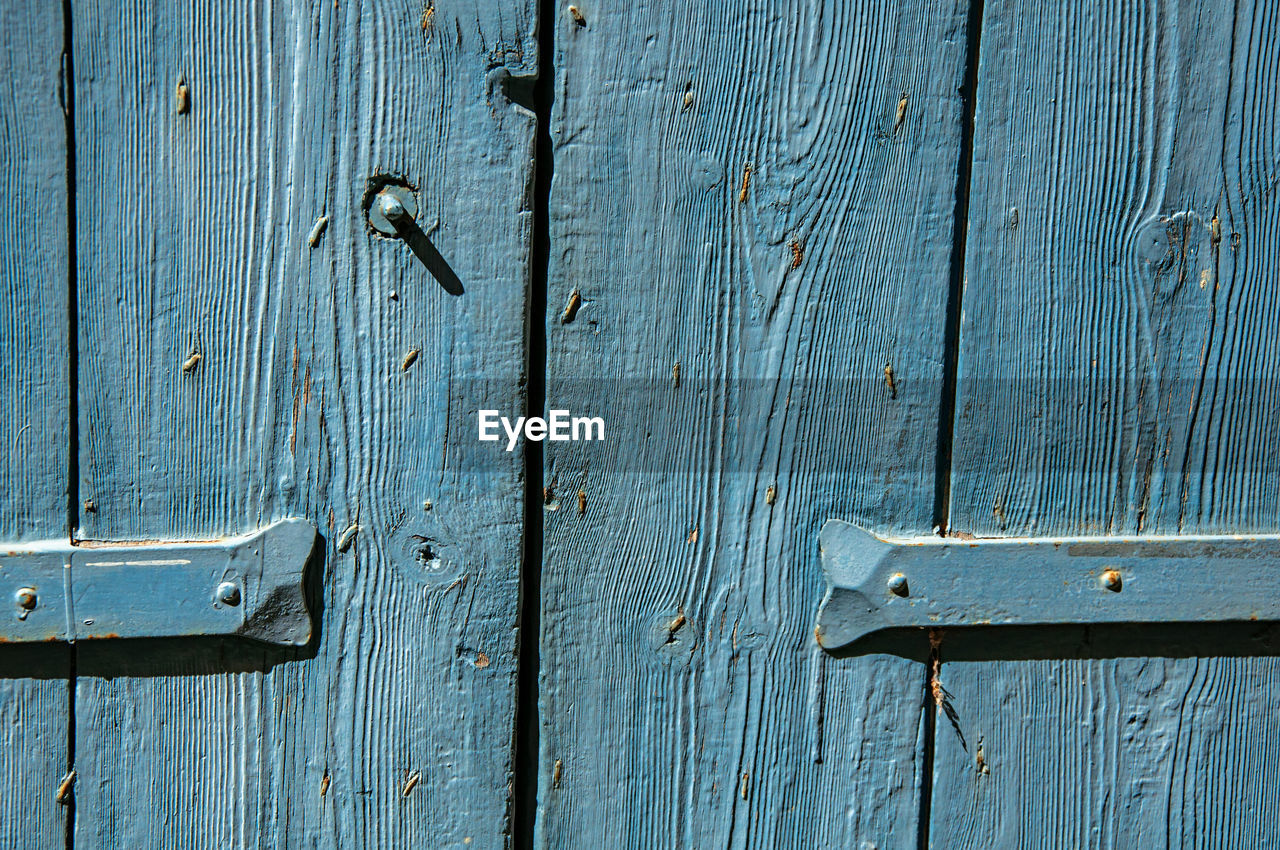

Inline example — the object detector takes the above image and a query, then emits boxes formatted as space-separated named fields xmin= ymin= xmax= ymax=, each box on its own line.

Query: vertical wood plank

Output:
xmin=0 ymin=2 xmax=71 ymax=847
xmin=934 ymin=0 xmax=1280 ymax=845
xmin=539 ymin=1 xmax=971 ymax=846
xmin=72 ymin=0 xmax=535 ymax=846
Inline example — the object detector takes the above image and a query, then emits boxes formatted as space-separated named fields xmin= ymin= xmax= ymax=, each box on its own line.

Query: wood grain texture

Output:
xmin=0 ymin=2 xmax=71 ymax=847
xmin=539 ymin=1 xmax=971 ymax=846
xmin=934 ymin=0 xmax=1280 ymax=845
xmin=72 ymin=0 xmax=535 ymax=846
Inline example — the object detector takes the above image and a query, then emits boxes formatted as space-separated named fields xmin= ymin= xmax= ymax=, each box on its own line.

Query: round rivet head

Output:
xmin=14 ymin=587 xmax=36 ymax=611
xmin=1101 ymin=569 xmax=1122 ymax=592
xmin=215 ymin=581 xmax=242 ymax=607
xmin=887 ymin=573 xmax=909 ymax=597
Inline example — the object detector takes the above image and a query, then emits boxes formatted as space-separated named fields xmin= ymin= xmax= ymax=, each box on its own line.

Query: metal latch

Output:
xmin=816 ymin=519 xmax=1280 ymax=652
xmin=0 ymin=519 xmax=317 ymax=647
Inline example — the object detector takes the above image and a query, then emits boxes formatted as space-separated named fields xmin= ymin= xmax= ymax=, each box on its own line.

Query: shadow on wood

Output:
xmin=400 ymin=219 xmax=464 ymax=296
xmin=835 ymin=621 xmax=1280 ymax=663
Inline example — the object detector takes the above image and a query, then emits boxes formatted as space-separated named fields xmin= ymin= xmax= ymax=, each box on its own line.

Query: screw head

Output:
xmin=215 ymin=581 xmax=242 ymax=607
xmin=14 ymin=587 xmax=36 ymax=611
xmin=1101 ymin=569 xmax=1122 ymax=592
xmin=887 ymin=573 xmax=909 ymax=597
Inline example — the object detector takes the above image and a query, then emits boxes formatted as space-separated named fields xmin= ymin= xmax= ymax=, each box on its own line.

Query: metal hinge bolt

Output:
xmin=14 ymin=587 xmax=36 ymax=609
xmin=368 ymin=185 xmax=418 ymax=236
xmin=215 ymin=581 xmax=242 ymax=607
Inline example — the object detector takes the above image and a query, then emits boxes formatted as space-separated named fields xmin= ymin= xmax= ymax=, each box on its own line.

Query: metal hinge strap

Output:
xmin=816 ymin=519 xmax=1280 ymax=652
xmin=0 ymin=518 xmax=317 ymax=647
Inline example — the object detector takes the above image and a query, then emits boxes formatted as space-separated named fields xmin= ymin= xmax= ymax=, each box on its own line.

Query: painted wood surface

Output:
xmin=72 ymin=0 xmax=535 ymax=847
xmin=933 ymin=0 xmax=1280 ymax=845
xmin=0 ymin=2 xmax=71 ymax=847
xmin=538 ymin=1 xmax=971 ymax=845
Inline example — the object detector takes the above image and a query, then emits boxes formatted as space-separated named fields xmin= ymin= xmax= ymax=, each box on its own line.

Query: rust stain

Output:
xmin=928 ymin=628 xmax=944 ymax=708
xmin=789 ymin=239 xmax=803 ymax=269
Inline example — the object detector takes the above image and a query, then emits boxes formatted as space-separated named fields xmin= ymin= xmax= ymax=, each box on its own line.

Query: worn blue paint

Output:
xmin=0 ymin=0 xmax=71 ymax=844
xmin=2 ymin=0 xmax=1277 ymax=846
xmin=537 ymin=0 xmax=971 ymax=846
xmin=931 ymin=0 xmax=1280 ymax=846
xmin=67 ymin=0 xmax=536 ymax=847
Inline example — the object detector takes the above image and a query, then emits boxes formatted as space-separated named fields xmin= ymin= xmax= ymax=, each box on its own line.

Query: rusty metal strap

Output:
xmin=0 ymin=519 xmax=317 ymax=647
xmin=816 ymin=519 xmax=1279 ymax=652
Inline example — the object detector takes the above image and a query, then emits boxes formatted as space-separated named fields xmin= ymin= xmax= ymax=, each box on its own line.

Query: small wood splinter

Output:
xmin=402 ymin=770 xmax=421 ymax=797
xmin=56 ymin=771 xmax=76 ymax=805
xmin=308 ymin=215 xmax=329 ymax=247
xmin=561 ymin=289 xmax=582 ymax=323
xmin=336 ymin=523 xmax=360 ymax=553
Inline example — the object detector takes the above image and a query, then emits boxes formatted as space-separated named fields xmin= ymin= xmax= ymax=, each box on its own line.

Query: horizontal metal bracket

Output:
xmin=0 ymin=519 xmax=317 ymax=647
xmin=817 ymin=519 xmax=1280 ymax=652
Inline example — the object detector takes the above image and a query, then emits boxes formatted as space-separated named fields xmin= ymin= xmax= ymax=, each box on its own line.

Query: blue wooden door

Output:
xmin=2 ymin=0 xmax=1278 ymax=847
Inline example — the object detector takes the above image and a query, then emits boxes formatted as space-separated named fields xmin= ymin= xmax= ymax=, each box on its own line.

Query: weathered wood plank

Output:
xmin=72 ymin=0 xmax=535 ymax=846
xmin=934 ymin=0 xmax=1280 ymax=845
xmin=0 ymin=2 xmax=71 ymax=846
xmin=539 ymin=1 xmax=971 ymax=846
